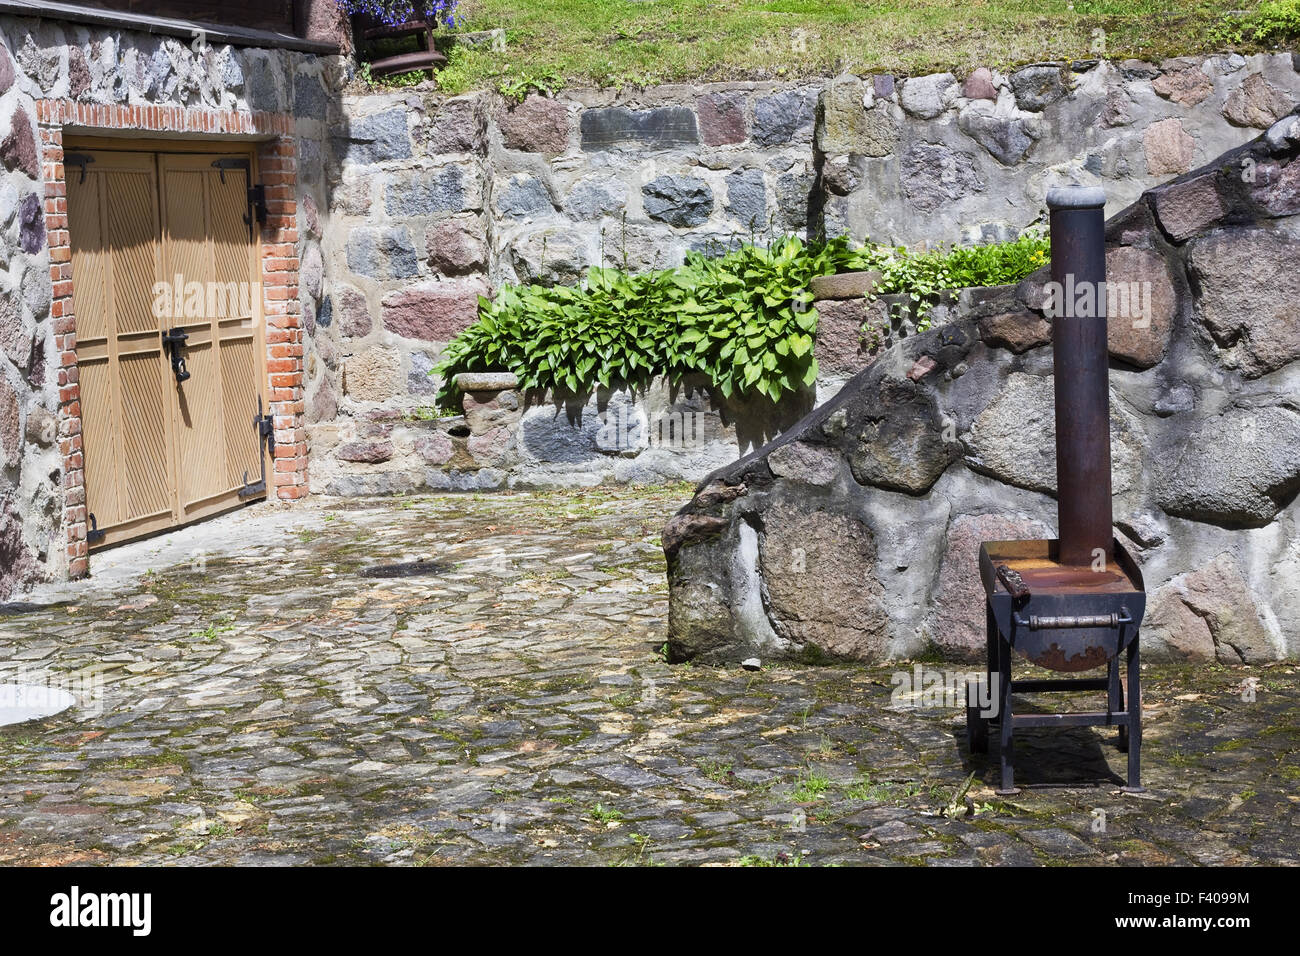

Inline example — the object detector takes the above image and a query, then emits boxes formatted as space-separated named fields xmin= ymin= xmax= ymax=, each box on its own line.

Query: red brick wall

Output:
xmin=36 ymin=100 xmax=309 ymax=579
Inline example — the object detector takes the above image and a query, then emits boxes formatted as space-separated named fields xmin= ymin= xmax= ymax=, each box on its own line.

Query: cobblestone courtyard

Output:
xmin=0 ymin=487 xmax=1297 ymax=866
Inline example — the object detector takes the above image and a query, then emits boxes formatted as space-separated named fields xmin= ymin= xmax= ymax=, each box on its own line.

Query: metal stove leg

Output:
xmin=996 ymin=634 xmax=1018 ymax=795
xmin=1122 ymin=635 xmax=1143 ymax=792
xmin=967 ymin=603 xmax=997 ymax=755
xmin=986 ymin=603 xmax=997 ymax=690
xmin=1109 ymin=655 xmax=1128 ymax=752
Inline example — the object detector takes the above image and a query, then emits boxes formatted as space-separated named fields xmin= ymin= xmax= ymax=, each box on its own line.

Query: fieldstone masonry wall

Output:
xmin=664 ymin=109 xmax=1300 ymax=665
xmin=312 ymin=52 xmax=1300 ymax=497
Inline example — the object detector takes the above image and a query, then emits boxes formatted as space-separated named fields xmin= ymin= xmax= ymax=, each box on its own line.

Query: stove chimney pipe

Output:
xmin=1047 ymin=186 xmax=1113 ymax=567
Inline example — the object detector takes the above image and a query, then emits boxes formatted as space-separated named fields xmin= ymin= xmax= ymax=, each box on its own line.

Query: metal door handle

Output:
xmin=163 ymin=328 xmax=191 ymax=383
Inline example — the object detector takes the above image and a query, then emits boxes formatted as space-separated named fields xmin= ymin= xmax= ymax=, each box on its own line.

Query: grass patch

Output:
xmin=589 ymin=802 xmax=624 ymax=824
xmin=424 ymin=0 xmax=1278 ymax=95
xmin=843 ymin=774 xmax=923 ymax=803
xmin=790 ymin=768 xmax=832 ymax=802
xmin=736 ymin=850 xmax=807 ymax=867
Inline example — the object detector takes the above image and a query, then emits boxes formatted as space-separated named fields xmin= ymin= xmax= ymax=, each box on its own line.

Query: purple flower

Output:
xmin=335 ymin=0 xmax=460 ymax=26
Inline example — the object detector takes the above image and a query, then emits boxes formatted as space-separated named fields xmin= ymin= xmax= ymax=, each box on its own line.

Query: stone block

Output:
xmin=495 ymin=173 xmax=554 ymax=219
xmin=723 ymin=168 xmax=766 ymax=229
xmin=1104 ymin=245 xmax=1177 ymax=368
xmin=901 ymin=142 xmax=985 ymax=212
xmin=345 ymin=227 xmax=419 ymax=280
xmin=1150 ymin=173 xmax=1225 ymax=242
xmin=1143 ymin=118 xmax=1196 ymax=176
xmin=1009 ymin=65 xmax=1067 ymax=111
xmin=579 ymin=106 xmax=698 ymax=150
xmin=497 ymin=95 xmax=570 ymax=153
xmin=382 ymin=277 xmax=488 ymax=342
xmin=1223 ymin=73 xmax=1295 ymax=128
xmin=642 ymin=174 xmax=713 ymax=227
xmin=751 ymin=89 xmax=817 ymax=147
xmin=1187 ymin=226 xmax=1300 ymax=376
xmin=344 ymin=347 xmax=403 ymax=401
xmin=426 ymin=218 xmax=487 ymax=275
xmin=385 ymin=164 xmax=475 ymax=216
xmin=337 ymin=108 xmax=411 ymax=165
xmin=900 ymin=72 xmax=955 ymax=119
xmin=697 ymin=92 xmax=747 ymax=146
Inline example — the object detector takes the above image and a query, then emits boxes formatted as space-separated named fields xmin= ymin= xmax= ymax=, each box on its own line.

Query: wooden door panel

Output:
xmin=221 ymin=336 xmax=262 ymax=489
xmin=107 ymin=171 xmax=163 ymax=335
xmin=67 ymin=151 xmax=177 ymax=545
xmin=119 ymin=351 xmax=173 ymax=518
xmin=209 ymin=163 xmax=264 ymax=495
xmin=159 ymin=152 xmax=266 ymax=517
xmin=78 ymin=359 xmax=121 ymax=529
xmin=66 ymin=168 xmax=120 ymax=531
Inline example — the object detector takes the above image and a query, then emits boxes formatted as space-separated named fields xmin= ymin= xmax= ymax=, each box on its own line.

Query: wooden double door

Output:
xmin=65 ymin=145 xmax=270 ymax=549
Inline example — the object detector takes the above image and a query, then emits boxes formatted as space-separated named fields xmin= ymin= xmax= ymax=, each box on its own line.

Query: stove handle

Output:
xmin=1014 ymin=608 xmax=1133 ymax=630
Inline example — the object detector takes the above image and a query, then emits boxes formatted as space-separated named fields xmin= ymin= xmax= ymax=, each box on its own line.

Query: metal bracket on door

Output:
xmin=239 ymin=398 xmax=276 ymax=499
xmin=246 ymin=184 xmax=268 ymax=228
xmin=162 ymin=328 xmax=191 ymax=383
xmin=87 ymin=513 xmax=105 ymax=545
xmin=65 ymin=153 xmax=95 ymax=184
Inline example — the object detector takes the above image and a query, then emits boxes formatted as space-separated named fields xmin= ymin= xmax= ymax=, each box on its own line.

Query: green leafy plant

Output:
xmin=790 ymin=768 xmax=831 ymax=803
xmin=385 ymin=69 xmax=428 ymax=87
xmin=435 ymin=232 xmax=1046 ymax=408
xmin=854 ymin=230 xmax=1049 ymax=331
xmin=1211 ymin=0 xmax=1300 ymax=45
xmin=435 ymin=235 xmax=862 ymax=408
xmin=498 ymin=68 xmax=565 ymax=102
xmin=737 ymin=851 xmax=807 ymax=867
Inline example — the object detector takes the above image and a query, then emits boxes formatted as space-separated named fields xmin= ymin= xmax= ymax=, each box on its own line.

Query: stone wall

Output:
xmin=312 ymin=53 xmax=1300 ymax=495
xmin=664 ymin=109 xmax=1300 ymax=664
xmin=313 ymin=370 xmax=814 ymax=496
xmin=820 ymin=54 xmax=1300 ymax=245
xmin=0 ymin=14 xmax=341 ymax=597
xmin=310 ymin=78 xmax=822 ymax=493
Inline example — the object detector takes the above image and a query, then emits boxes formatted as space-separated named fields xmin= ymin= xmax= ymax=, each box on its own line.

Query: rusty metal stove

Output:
xmin=965 ymin=186 xmax=1147 ymax=794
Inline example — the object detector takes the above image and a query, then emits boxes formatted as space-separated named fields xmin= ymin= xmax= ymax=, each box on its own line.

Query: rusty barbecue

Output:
xmin=965 ymin=186 xmax=1148 ymax=795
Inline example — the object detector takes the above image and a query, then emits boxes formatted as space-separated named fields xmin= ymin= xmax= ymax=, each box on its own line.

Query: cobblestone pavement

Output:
xmin=0 ymin=486 xmax=1297 ymax=866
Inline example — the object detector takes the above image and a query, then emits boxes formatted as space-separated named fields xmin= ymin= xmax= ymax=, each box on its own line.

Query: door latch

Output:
xmin=162 ymin=328 xmax=191 ymax=383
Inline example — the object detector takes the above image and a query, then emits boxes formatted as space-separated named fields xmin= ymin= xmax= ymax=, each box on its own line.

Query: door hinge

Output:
xmin=87 ymin=513 xmax=105 ymax=545
xmin=65 ymin=153 xmax=94 ymax=184
xmin=257 ymin=410 xmax=276 ymax=459
xmin=247 ymin=184 xmax=268 ymax=228
xmin=239 ymin=399 xmax=276 ymax=499
xmin=211 ymin=157 xmax=249 ymax=182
